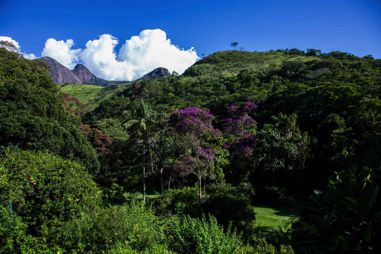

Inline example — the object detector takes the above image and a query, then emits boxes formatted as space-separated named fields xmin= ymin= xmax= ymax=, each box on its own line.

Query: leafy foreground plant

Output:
xmin=60 ymin=205 xmax=257 ymax=254
xmin=166 ymin=215 xmax=248 ymax=254
xmin=0 ymin=148 xmax=100 ymax=253
xmin=293 ymin=166 xmax=381 ymax=253
xmin=0 ymin=148 xmax=289 ymax=254
xmin=58 ymin=203 xmax=169 ymax=253
xmin=166 ymin=215 xmax=294 ymax=254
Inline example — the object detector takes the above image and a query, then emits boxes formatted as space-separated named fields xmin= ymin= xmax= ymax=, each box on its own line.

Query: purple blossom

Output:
xmin=196 ymin=146 xmax=215 ymax=160
xmin=227 ymin=134 xmax=257 ymax=158
xmin=223 ymin=102 xmax=257 ymax=135
xmin=227 ymin=104 xmax=239 ymax=114
xmin=223 ymin=117 xmax=233 ymax=123
xmin=245 ymin=133 xmax=256 ymax=142
xmin=223 ymin=113 xmax=256 ymax=135
xmin=177 ymin=107 xmax=213 ymax=118
xmin=243 ymin=101 xmax=258 ymax=111
xmin=238 ymin=113 xmax=256 ymax=126
xmin=222 ymin=101 xmax=258 ymax=159
xmin=169 ymin=107 xmax=219 ymax=136
xmin=241 ymin=146 xmax=254 ymax=158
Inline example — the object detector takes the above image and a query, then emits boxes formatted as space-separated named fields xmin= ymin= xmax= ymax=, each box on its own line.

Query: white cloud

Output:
xmin=0 ymin=36 xmax=36 ymax=59
xmin=2 ymin=30 xmax=199 ymax=81
xmin=23 ymin=53 xmax=37 ymax=60
xmin=0 ymin=36 xmax=21 ymax=52
xmin=41 ymin=38 xmax=81 ymax=69
xmin=118 ymin=29 xmax=198 ymax=80
xmin=80 ymin=34 xmax=134 ymax=80
xmin=41 ymin=29 xmax=199 ymax=81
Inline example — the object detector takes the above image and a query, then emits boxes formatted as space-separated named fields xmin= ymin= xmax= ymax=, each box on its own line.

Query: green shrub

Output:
xmin=250 ymin=237 xmax=294 ymax=254
xmin=166 ymin=215 xmax=246 ymax=254
xmin=0 ymin=148 xmax=100 ymax=252
xmin=155 ymin=187 xmax=202 ymax=217
xmin=0 ymin=206 xmax=27 ymax=253
xmin=94 ymin=118 xmax=129 ymax=142
xmin=204 ymin=184 xmax=256 ymax=235
xmin=108 ymin=242 xmax=174 ymax=254
xmin=59 ymin=203 xmax=168 ymax=253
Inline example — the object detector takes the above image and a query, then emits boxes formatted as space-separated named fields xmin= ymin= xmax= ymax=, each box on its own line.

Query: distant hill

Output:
xmin=61 ymin=49 xmax=380 ymax=117
xmin=38 ymin=57 xmax=171 ymax=86
xmin=183 ymin=50 xmax=317 ymax=77
xmin=61 ymin=50 xmax=320 ymax=113
xmin=59 ymin=67 xmax=170 ymax=114
xmin=37 ymin=57 xmax=120 ymax=86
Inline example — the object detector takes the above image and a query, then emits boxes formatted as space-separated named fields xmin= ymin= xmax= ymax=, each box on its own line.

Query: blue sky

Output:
xmin=1 ymin=0 xmax=380 ymax=58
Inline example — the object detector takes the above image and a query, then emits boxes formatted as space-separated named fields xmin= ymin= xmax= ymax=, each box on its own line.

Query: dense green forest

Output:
xmin=1 ymin=46 xmax=380 ymax=253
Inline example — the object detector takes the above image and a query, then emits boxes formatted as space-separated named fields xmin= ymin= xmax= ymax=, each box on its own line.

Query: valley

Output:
xmin=1 ymin=46 xmax=380 ymax=253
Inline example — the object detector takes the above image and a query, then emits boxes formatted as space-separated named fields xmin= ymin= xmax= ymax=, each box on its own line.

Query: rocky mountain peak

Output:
xmin=73 ymin=64 xmax=97 ymax=84
xmin=141 ymin=67 xmax=171 ymax=80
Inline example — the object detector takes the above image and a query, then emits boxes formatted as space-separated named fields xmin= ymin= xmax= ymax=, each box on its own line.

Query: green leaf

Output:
xmin=358 ymin=183 xmax=379 ymax=212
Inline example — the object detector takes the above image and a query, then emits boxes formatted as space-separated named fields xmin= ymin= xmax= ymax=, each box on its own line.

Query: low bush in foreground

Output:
xmin=0 ymin=148 xmax=100 ymax=253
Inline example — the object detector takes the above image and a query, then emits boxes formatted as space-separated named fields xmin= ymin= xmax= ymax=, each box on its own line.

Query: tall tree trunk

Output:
xmin=168 ymin=171 xmax=172 ymax=190
xmin=143 ymin=142 xmax=146 ymax=204
xmin=148 ymin=140 xmax=154 ymax=175
xmin=160 ymin=167 xmax=164 ymax=193
xmin=203 ymin=181 xmax=206 ymax=197
xmin=198 ymin=175 xmax=202 ymax=204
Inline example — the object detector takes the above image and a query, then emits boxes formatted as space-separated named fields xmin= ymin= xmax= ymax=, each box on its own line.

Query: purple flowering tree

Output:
xmin=169 ymin=107 xmax=222 ymax=202
xmin=223 ymin=101 xmax=257 ymax=156
xmin=222 ymin=101 xmax=257 ymax=183
xmin=169 ymin=107 xmax=217 ymax=135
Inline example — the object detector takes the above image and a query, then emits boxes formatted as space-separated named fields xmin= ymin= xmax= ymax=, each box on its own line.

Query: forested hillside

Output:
xmin=1 ymin=47 xmax=380 ymax=253
xmin=0 ymin=48 xmax=99 ymax=172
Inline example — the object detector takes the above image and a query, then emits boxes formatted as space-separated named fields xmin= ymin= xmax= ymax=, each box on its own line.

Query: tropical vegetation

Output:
xmin=0 ymin=46 xmax=380 ymax=253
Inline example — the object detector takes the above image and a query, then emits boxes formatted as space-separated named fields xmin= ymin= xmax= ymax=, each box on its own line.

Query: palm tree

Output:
xmin=123 ymin=99 xmax=153 ymax=203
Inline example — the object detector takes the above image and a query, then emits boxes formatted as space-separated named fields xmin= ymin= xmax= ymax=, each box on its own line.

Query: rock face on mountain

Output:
xmin=72 ymin=64 xmax=113 ymax=86
xmin=141 ymin=67 xmax=171 ymax=80
xmin=40 ymin=57 xmax=82 ymax=84
xmin=39 ymin=57 xmax=172 ymax=85
xmin=38 ymin=57 xmax=116 ymax=86
xmin=72 ymin=64 xmax=97 ymax=84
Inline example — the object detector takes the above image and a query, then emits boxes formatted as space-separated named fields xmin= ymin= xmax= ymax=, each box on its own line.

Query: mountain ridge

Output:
xmin=38 ymin=57 xmax=120 ymax=86
xmin=39 ymin=56 xmax=82 ymax=84
xmin=38 ymin=57 xmax=171 ymax=86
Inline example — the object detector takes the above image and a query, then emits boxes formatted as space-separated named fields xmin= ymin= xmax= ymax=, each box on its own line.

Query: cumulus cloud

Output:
xmin=41 ymin=38 xmax=81 ymax=69
xmin=0 ymin=36 xmax=20 ymax=52
xmin=23 ymin=53 xmax=37 ymax=60
xmin=41 ymin=29 xmax=199 ymax=81
xmin=0 ymin=35 xmax=36 ymax=59
xmin=80 ymin=34 xmax=133 ymax=80
xmin=117 ymin=29 xmax=198 ymax=80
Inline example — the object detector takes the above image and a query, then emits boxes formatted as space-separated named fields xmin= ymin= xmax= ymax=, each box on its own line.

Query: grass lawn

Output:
xmin=254 ymin=205 xmax=299 ymax=231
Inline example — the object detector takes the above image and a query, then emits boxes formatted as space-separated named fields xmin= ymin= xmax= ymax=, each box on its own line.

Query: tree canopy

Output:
xmin=0 ymin=48 xmax=99 ymax=173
